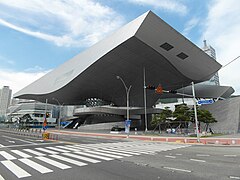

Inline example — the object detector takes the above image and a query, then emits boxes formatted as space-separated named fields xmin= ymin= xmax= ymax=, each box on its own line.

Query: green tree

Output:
xmin=172 ymin=103 xmax=192 ymax=132
xmin=151 ymin=107 xmax=172 ymax=133
xmin=173 ymin=103 xmax=191 ymax=122
xmin=197 ymin=109 xmax=217 ymax=132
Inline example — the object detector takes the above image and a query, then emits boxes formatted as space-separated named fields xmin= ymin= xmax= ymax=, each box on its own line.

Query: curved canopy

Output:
xmin=14 ymin=11 xmax=221 ymax=107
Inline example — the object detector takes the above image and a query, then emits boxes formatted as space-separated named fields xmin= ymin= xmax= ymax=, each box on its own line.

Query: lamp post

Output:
xmin=116 ymin=76 xmax=132 ymax=123
xmin=191 ymin=82 xmax=200 ymax=143
xmin=52 ymin=98 xmax=63 ymax=131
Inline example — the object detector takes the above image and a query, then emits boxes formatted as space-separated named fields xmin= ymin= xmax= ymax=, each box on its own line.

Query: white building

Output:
xmin=0 ymin=86 xmax=12 ymax=117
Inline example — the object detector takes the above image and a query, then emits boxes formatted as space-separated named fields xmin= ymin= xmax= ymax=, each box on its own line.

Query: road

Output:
xmin=0 ymin=130 xmax=239 ymax=180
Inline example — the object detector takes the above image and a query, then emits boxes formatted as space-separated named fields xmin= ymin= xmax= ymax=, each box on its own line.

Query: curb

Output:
xmin=48 ymin=130 xmax=240 ymax=146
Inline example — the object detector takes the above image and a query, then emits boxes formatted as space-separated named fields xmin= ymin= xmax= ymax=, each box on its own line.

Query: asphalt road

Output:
xmin=0 ymin=130 xmax=239 ymax=180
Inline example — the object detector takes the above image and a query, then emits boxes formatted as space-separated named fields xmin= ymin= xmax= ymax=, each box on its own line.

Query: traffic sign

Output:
xmin=197 ymin=99 xmax=214 ymax=105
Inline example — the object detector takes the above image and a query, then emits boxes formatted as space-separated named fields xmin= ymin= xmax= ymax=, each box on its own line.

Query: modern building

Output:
xmin=201 ymin=96 xmax=240 ymax=134
xmin=201 ymin=40 xmax=220 ymax=86
xmin=0 ymin=86 xmax=12 ymax=118
xmin=7 ymin=100 xmax=57 ymax=128
xmin=14 ymin=11 xmax=232 ymax=130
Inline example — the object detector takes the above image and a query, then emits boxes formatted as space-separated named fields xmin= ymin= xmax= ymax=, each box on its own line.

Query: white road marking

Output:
xmin=56 ymin=146 xmax=80 ymax=151
xmin=163 ymin=166 xmax=191 ymax=173
xmin=190 ymin=159 xmax=206 ymax=162
xmin=84 ymin=150 xmax=123 ymax=158
xmin=0 ymin=144 xmax=5 ymax=148
xmin=0 ymin=151 xmax=16 ymax=160
xmin=36 ymin=156 xmax=71 ymax=169
xmin=196 ymin=154 xmax=210 ymax=157
xmin=19 ymin=158 xmax=53 ymax=174
xmin=7 ymin=141 xmax=15 ymax=143
xmin=90 ymin=149 xmax=132 ymax=157
xmin=0 ymin=142 xmax=62 ymax=148
xmin=230 ymin=176 xmax=240 ymax=179
xmin=23 ymin=149 xmax=46 ymax=156
xmin=46 ymin=147 xmax=70 ymax=153
xmin=1 ymin=160 xmax=31 ymax=178
xmin=35 ymin=140 xmax=44 ymax=142
xmin=74 ymin=151 xmax=113 ymax=161
xmin=63 ymin=153 xmax=101 ymax=163
xmin=165 ymin=155 xmax=176 ymax=159
xmin=224 ymin=155 xmax=237 ymax=157
xmin=35 ymin=148 xmax=59 ymax=154
xmin=50 ymin=155 xmax=87 ymax=167
xmin=11 ymin=150 xmax=32 ymax=158
xmin=175 ymin=154 xmax=182 ymax=156
xmin=2 ymin=135 xmax=36 ymax=144
xmin=100 ymin=147 xmax=140 ymax=155
xmin=0 ymin=174 xmax=5 ymax=180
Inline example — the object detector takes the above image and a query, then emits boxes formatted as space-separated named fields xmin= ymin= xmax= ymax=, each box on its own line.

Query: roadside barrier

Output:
xmin=42 ymin=132 xmax=49 ymax=139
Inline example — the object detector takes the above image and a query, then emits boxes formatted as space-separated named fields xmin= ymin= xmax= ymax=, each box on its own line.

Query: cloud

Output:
xmin=201 ymin=0 xmax=240 ymax=94
xmin=0 ymin=68 xmax=49 ymax=95
xmin=0 ymin=55 xmax=15 ymax=65
xmin=183 ymin=17 xmax=200 ymax=36
xmin=0 ymin=0 xmax=125 ymax=47
xmin=127 ymin=0 xmax=188 ymax=15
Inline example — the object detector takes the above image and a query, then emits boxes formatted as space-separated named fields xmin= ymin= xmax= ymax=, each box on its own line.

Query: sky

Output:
xmin=0 ymin=0 xmax=239 ymax=96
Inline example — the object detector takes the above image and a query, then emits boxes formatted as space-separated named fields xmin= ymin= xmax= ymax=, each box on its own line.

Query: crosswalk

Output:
xmin=0 ymin=141 xmax=190 ymax=179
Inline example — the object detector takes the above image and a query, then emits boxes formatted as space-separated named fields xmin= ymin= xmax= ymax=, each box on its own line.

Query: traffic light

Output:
xmin=155 ymin=85 xmax=163 ymax=94
xmin=46 ymin=112 xmax=50 ymax=118
xmin=145 ymin=85 xmax=156 ymax=90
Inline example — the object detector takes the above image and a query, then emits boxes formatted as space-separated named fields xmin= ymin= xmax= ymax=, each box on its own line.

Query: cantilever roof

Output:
xmin=14 ymin=11 xmax=222 ymax=107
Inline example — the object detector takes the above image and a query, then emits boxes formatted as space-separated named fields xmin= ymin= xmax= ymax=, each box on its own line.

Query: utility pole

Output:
xmin=192 ymin=82 xmax=200 ymax=143
xmin=143 ymin=67 xmax=148 ymax=132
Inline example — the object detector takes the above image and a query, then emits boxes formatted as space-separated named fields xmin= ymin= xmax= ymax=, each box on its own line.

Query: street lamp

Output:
xmin=52 ymin=98 xmax=63 ymax=131
xmin=191 ymin=82 xmax=200 ymax=143
xmin=116 ymin=76 xmax=132 ymax=123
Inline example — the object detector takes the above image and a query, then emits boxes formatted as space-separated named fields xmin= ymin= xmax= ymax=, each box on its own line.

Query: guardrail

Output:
xmin=0 ymin=128 xmax=59 ymax=140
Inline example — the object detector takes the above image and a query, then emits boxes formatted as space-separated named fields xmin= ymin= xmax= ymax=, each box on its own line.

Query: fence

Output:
xmin=0 ymin=127 xmax=59 ymax=140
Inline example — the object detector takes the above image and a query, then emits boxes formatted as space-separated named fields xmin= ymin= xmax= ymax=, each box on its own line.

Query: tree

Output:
xmin=151 ymin=107 xmax=172 ymax=133
xmin=197 ymin=109 xmax=217 ymax=132
xmin=173 ymin=104 xmax=191 ymax=129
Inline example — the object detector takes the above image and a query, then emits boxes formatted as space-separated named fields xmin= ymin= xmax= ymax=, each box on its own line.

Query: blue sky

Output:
xmin=0 ymin=0 xmax=239 ymax=95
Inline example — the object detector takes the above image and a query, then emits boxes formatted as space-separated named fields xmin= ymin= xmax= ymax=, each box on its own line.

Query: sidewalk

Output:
xmin=48 ymin=129 xmax=240 ymax=146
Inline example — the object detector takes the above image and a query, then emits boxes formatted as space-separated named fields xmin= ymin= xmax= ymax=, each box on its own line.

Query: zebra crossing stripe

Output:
xmin=100 ymin=148 xmax=140 ymax=155
xmin=35 ymin=148 xmax=59 ymax=154
xmin=66 ymin=146 xmax=91 ymax=151
xmin=50 ymin=155 xmax=87 ymax=167
xmin=46 ymin=147 xmax=70 ymax=153
xmin=19 ymin=158 xmax=53 ymax=174
xmin=23 ymin=149 xmax=46 ymax=156
xmin=0 ymin=174 xmax=5 ymax=180
xmin=0 ymin=151 xmax=16 ymax=160
xmin=106 ymin=148 xmax=150 ymax=154
xmin=74 ymin=151 xmax=113 ymax=161
xmin=36 ymin=156 xmax=71 ymax=170
xmin=11 ymin=150 xmax=32 ymax=158
xmin=1 ymin=160 xmax=31 ymax=178
xmin=56 ymin=146 xmax=80 ymax=151
xmin=92 ymin=149 xmax=132 ymax=157
xmin=84 ymin=150 xmax=123 ymax=158
xmin=63 ymin=153 xmax=101 ymax=163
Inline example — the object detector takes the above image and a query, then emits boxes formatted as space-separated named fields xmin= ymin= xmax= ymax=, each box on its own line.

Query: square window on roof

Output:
xmin=160 ymin=42 xmax=174 ymax=51
xmin=177 ymin=52 xmax=188 ymax=60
